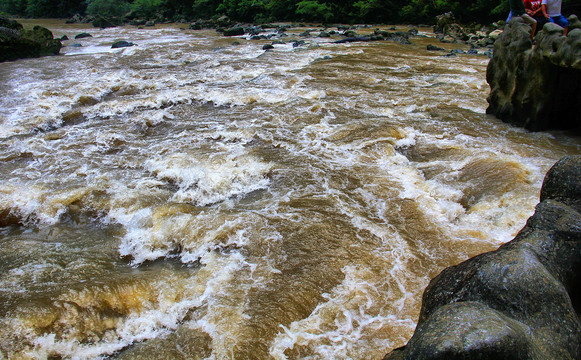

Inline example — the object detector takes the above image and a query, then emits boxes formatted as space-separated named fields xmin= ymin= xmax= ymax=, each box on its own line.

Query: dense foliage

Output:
xmin=1 ymin=0 xmax=579 ymax=24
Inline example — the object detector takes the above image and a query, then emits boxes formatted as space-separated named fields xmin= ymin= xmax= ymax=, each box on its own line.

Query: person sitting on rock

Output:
xmin=508 ymin=0 xmax=538 ymax=39
xmin=542 ymin=0 xmax=569 ymax=35
xmin=525 ymin=0 xmax=549 ymax=34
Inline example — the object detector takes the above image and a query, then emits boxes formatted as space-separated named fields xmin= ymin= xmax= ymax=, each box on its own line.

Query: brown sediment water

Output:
xmin=0 ymin=20 xmax=580 ymax=360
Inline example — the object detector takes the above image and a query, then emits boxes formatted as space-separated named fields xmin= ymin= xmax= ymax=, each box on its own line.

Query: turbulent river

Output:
xmin=1 ymin=20 xmax=581 ymax=360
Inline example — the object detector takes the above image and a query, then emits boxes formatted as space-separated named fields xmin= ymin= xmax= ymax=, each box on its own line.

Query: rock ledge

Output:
xmin=384 ymin=155 xmax=581 ymax=360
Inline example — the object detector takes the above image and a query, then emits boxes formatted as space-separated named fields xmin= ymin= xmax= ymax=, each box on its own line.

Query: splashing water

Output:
xmin=1 ymin=20 xmax=580 ymax=360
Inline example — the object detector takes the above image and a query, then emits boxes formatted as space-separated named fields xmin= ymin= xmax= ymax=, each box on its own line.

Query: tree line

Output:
xmin=1 ymin=0 xmax=579 ymax=25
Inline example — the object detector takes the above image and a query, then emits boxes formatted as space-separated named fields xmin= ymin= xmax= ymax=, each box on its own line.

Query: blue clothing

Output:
xmin=548 ymin=14 xmax=569 ymax=28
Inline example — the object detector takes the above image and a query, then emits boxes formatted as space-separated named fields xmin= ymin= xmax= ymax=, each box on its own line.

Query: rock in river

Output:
xmin=74 ymin=32 xmax=92 ymax=39
xmin=112 ymin=40 xmax=135 ymax=49
xmin=486 ymin=16 xmax=581 ymax=132
xmin=384 ymin=155 xmax=581 ymax=360
xmin=1 ymin=16 xmax=62 ymax=62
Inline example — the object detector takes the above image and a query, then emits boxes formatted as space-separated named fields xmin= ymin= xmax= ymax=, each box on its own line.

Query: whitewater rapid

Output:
xmin=1 ymin=20 xmax=580 ymax=360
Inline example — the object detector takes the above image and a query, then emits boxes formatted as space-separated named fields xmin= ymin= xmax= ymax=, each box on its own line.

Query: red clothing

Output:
xmin=525 ymin=0 xmax=542 ymax=11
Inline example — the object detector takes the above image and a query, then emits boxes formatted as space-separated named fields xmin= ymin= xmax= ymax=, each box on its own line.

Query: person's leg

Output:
xmin=521 ymin=13 xmax=538 ymax=39
xmin=552 ymin=15 xmax=569 ymax=35
xmin=534 ymin=16 xmax=549 ymax=35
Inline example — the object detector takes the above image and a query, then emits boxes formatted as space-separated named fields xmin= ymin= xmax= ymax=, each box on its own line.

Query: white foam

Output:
xmin=0 ymin=183 xmax=89 ymax=226
xmin=23 ymin=251 xmax=250 ymax=360
xmin=145 ymin=153 xmax=271 ymax=206
xmin=269 ymin=265 xmax=418 ymax=360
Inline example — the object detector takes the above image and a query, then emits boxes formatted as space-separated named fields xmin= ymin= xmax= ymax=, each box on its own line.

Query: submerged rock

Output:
xmin=112 ymin=40 xmax=135 ymax=48
xmin=0 ymin=17 xmax=62 ymax=62
xmin=74 ymin=32 xmax=92 ymax=39
xmin=384 ymin=155 xmax=581 ymax=360
xmin=427 ymin=44 xmax=446 ymax=51
xmin=486 ymin=16 xmax=581 ymax=132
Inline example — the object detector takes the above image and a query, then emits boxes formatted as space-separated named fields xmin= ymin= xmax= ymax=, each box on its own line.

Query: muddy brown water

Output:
xmin=1 ymin=20 xmax=580 ymax=359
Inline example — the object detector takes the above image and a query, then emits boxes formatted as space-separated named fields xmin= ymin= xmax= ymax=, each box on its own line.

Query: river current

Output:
xmin=1 ymin=20 xmax=580 ymax=360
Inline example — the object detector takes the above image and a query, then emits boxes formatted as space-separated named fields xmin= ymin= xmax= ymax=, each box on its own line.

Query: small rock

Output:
xmin=427 ymin=44 xmax=446 ymax=51
xmin=488 ymin=29 xmax=503 ymax=40
xmin=111 ymin=40 xmax=135 ymax=49
xmin=74 ymin=32 xmax=92 ymax=39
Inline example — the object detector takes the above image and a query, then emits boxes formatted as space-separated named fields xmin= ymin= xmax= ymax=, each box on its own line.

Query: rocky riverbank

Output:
xmin=0 ymin=16 xmax=62 ymax=62
xmin=383 ymin=155 xmax=581 ymax=359
xmin=487 ymin=15 xmax=581 ymax=132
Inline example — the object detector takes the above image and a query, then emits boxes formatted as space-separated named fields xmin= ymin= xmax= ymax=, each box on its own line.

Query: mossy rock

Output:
xmin=0 ymin=20 xmax=61 ymax=62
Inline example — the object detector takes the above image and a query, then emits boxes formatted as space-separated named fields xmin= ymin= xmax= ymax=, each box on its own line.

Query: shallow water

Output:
xmin=1 ymin=20 xmax=580 ymax=360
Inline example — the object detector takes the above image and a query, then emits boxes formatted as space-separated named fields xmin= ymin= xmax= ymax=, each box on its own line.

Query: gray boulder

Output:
xmin=384 ymin=155 xmax=581 ymax=360
xmin=486 ymin=16 xmax=581 ymax=132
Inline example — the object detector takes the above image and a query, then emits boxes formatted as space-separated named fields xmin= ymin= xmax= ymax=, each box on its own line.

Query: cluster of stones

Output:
xmin=428 ymin=12 xmax=504 ymax=57
xmin=210 ymin=19 xmax=421 ymax=51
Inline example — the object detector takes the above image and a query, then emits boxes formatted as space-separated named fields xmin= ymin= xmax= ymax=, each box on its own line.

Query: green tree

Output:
xmin=159 ymin=0 xmax=195 ymax=20
xmin=400 ymin=0 xmax=460 ymax=23
xmin=0 ymin=0 xmax=27 ymax=15
xmin=295 ymin=0 xmax=334 ymax=21
xmin=131 ymin=0 xmax=163 ymax=19
xmin=86 ymin=0 xmax=130 ymax=18
xmin=192 ymin=0 xmax=222 ymax=19
xmin=216 ymin=0 xmax=267 ymax=22
xmin=264 ymin=0 xmax=299 ymax=21
xmin=353 ymin=0 xmax=407 ymax=23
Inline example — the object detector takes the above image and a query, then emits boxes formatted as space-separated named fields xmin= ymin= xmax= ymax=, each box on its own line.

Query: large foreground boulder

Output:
xmin=384 ymin=155 xmax=581 ymax=359
xmin=486 ymin=16 xmax=581 ymax=132
xmin=0 ymin=16 xmax=61 ymax=62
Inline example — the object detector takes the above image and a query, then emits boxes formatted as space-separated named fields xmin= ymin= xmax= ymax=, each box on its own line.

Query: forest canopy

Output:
xmin=1 ymin=0 xmax=580 ymax=25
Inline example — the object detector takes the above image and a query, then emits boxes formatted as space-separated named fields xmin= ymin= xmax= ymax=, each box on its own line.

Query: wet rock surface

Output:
xmin=111 ymin=40 xmax=135 ymax=48
xmin=0 ymin=16 xmax=61 ymax=62
xmin=486 ymin=16 xmax=581 ymax=132
xmin=384 ymin=155 xmax=581 ymax=360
